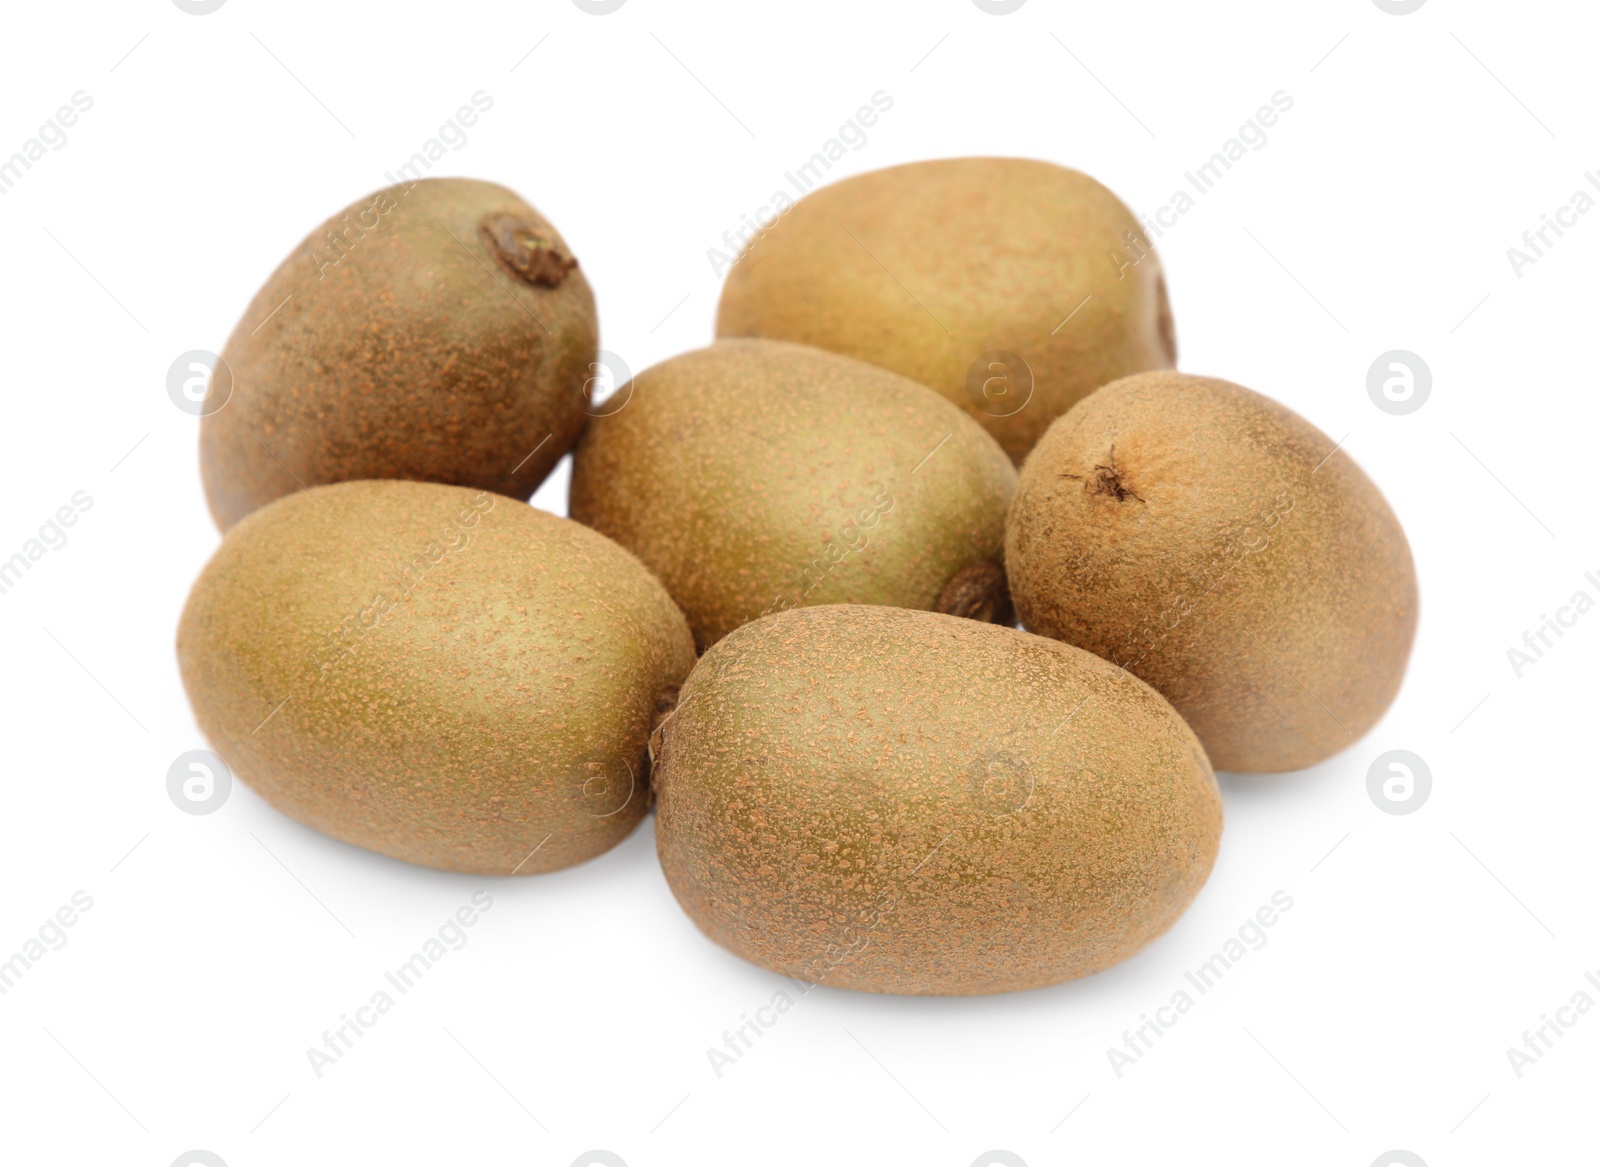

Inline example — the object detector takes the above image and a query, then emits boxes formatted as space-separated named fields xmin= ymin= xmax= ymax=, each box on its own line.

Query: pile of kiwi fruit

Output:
xmin=179 ymin=161 xmax=1416 ymax=996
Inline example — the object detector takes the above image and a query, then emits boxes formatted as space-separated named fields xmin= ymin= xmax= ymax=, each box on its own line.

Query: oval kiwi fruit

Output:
xmin=177 ymin=480 xmax=694 ymax=874
xmin=201 ymin=178 xmax=597 ymax=531
xmin=569 ymin=338 xmax=1017 ymax=651
xmin=715 ymin=157 xmax=1175 ymax=463
xmin=1006 ymin=371 xmax=1418 ymax=773
xmin=652 ymin=604 xmax=1222 ymax=996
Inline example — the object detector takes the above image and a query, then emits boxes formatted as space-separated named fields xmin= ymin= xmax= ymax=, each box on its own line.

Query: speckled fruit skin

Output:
xmin=569 ymin=338 xmax=1017 ymax=651
xmin=715 ymin=157 xmax=1175 ymax=464
xmin=653 ymin=605 xmax=1222 ymax=996
xmin=1006 ymin=371 xmax=1419 ymax=774
xmin=177 ymin=480 xmax=695 ymax=875
xmin=202 ymin=178 xmax=597 ymax=531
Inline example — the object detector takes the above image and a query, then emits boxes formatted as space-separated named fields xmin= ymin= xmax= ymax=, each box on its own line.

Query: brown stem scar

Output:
xmin=1064 ymin=444 xmax=1145 ymax=503
xmin=480 ymin=212 xmax=577 ymax=287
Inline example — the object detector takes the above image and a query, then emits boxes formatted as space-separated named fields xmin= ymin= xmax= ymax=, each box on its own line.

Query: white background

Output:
xmin=0 ymin=2 xmax=1594 ymax=1165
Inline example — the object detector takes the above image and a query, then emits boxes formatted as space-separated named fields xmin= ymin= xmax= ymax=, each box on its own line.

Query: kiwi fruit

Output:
xmin=201 ymin=178 xmax=597 ymax=531
xmin=715 ymin=157 xmax=1175 ymax=463
xmin=569 ymin=338 xmax=1017 ymax=651
xmin=1006 ymin=371 xmax=1418 ymax=773
xmin=652 ymin=604 xmax=1221 ymax=996
xmin=177 ymin=480 xmax=694 ymax=875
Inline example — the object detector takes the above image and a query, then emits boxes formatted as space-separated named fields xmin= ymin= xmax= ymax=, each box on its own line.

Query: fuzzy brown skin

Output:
xmin=653 ymin=605 xmax=1221 ymax=996
xmin=177 ymin=481 xmax=695 ymax=874
xmin=1006 ymin=372 xmax=1419 ymax=773
xmin=715 ymin=158 xmax=1175 ymax=464
xmin=569 ymin=339 xmax=1016 ymax=651
xmin=202 ymin=178 xmax=597 ymax=531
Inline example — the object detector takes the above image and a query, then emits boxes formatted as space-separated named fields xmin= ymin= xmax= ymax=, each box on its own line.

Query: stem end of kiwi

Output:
xmin=934 ymin=561 xmax=1014 ymax=627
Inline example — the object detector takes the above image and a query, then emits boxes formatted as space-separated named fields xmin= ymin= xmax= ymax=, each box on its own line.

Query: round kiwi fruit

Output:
xmin=569 ymin=338 xmax=1017 ymax=651
xmin=1006 ymin=371 xmax=1418 ymax=773
xmin=652 ymin=604 xmax=1222 ymax=996
xmin=715 ymin=157 xmax=1175 ymax=463
xmin=201 ymin=178 xmax=597 ymax=531
xmin=177 ymin=480 xmax=694 ymax=874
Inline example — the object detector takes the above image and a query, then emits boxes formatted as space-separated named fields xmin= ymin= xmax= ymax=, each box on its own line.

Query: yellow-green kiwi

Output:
xmin=715 ymin=157 xmax=1175 ymax=463
xmin=569 ymin=338 xmax=1017 ymax=651
xmin=201 ymin=178 xmax=597 ymax=531
xmin=177 ymin=480 xmax=695 ymax=874
xmin=1006 ymin=371 xmax=1419 ymax=773
xmin=652 ymin=604 xmax=1221 ymax=996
